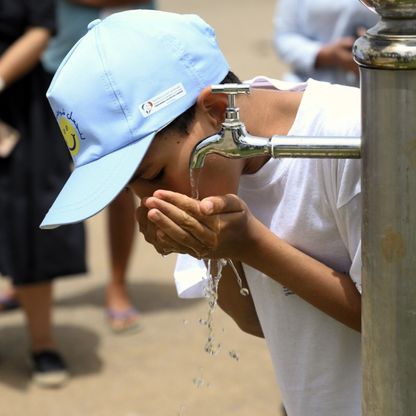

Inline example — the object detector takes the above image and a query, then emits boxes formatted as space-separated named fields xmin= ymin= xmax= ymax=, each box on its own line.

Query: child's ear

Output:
xmin=196 ymin=86 xmax=228 ymax=127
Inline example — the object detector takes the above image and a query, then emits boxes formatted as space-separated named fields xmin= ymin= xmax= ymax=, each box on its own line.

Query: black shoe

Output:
xmin=31 ymin=350 xmax=69 ymax=388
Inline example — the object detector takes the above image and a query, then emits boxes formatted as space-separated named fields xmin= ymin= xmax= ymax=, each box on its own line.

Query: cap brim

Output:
xmin=40 ymin=133 xmax=155 ymax=229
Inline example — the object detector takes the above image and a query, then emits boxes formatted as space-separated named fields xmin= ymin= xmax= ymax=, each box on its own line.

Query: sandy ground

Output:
xmin=0 ymin=1 xmax=289 ymax=415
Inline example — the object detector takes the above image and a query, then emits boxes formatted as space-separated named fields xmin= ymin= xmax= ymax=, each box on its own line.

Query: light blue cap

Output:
xmin=41 ymin=10 xmax=229 ymax=229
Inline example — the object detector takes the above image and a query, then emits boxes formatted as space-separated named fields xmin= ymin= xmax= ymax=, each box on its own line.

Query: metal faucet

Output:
xmin=190 ymin=84 xmax=361 ymax=169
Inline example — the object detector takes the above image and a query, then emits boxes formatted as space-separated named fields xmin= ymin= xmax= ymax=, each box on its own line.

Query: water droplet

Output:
xmin=229 ymin=350 xmax=240 ymax=361
xmin=177 ymin=405 xmax=186 ymax=415
xmin=192 ymin=376 xmax=205 ymax=388
xmin=219 ymin=258 xmax=227 ymax=267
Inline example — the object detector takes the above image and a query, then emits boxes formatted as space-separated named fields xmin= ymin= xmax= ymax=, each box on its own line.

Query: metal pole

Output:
xmin=354 ymin=1 xmax=416 ymax=414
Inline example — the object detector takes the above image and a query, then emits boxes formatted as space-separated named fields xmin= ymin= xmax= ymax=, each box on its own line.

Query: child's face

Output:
xmin=128 ymin=109 xmax=244 ymax=200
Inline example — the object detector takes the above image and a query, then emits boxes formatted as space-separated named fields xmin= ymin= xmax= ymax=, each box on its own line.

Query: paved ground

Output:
xmin=0 ymin=1 xmax=288 ymax=415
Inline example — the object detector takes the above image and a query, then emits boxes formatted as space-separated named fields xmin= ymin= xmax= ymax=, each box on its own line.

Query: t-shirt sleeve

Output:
xmin=24 ymin=0 xmax=56 ymax=33
xmin=335 ymin=159 xmax=362 ymax=293
xmin=339 ymin=192 xmax=362 ymax=293
xmin=174 ymin=254 xmax=208 ymax=298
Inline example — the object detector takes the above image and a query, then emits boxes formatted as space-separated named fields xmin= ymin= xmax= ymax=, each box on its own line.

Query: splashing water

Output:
xmin=200 ymin=258 xmax=226 ymax=356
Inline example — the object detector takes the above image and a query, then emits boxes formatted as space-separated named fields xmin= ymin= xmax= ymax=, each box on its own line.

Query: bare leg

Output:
xmin=106 ymin=190 xmax=139 ymax=332
xmin=16 ymin=282 xmax=69 ymax=387
xmin=15 ymin=281 xmax=55 ymax=352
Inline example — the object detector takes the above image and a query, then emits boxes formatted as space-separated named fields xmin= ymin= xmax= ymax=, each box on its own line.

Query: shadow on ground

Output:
xmin=0 ymin=281 xmax=202 ymax=391
xmin=55 ymin=280 xmax=202 ymax=313
xmin=0 ymin=324 xmax=102 ymax=391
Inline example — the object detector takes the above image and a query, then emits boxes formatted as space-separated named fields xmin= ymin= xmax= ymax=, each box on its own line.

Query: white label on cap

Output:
xmin=139 ymin=83 xmax=186 ymax=118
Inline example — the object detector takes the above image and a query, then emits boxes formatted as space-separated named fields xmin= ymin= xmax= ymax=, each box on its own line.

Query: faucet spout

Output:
xmin=190 ymin=125 xmax=270 ymax=169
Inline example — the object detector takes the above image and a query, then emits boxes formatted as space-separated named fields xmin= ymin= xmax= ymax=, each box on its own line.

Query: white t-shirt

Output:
xmin=175 ymin=78 xmax=362 ymax=416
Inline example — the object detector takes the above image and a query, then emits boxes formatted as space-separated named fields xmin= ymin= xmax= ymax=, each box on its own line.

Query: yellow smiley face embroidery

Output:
xmin=58 ymin=116 xmax=80 ymax=157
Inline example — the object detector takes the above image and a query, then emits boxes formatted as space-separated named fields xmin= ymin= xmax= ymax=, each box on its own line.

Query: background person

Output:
xmin=42 ymin=0 xmax=156 ymax=334
xmin=0 ymin=0 xmax=86 ymax=387
xmin=273 ymin=0 xmax=379 ymax=86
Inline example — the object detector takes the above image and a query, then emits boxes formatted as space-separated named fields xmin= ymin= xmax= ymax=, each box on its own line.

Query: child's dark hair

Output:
xmin=166 ymin=71 xmax=241 ymax=135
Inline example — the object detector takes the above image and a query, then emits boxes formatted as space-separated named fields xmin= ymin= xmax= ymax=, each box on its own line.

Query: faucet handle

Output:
xmin=211 ymin=84 xmax=250 ymax=123
xmin=211 ymin=84 xmax=251 ymax=95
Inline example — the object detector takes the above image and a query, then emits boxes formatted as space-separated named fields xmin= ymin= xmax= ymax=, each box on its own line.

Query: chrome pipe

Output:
xmin=269 ymin=136 xmax=361 ymax=158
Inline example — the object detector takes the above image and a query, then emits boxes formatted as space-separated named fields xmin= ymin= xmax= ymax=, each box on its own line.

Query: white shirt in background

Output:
xmin=273 ymin=0 xmax=379 ymax=86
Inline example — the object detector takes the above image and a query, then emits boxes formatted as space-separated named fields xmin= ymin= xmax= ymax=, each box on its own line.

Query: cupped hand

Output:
xmin=136 ymin=190 xmax=260 ymax=260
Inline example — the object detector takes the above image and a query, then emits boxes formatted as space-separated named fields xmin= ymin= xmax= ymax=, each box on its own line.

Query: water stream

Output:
xmin=190 ymin=167 xmax=249 ymax=360
xmin=176 ymin=168 xmax=251 ymax=412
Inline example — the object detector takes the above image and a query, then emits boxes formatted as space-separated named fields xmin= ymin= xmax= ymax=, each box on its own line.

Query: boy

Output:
xmin=41 ymin=10 xmax=362 ymax=415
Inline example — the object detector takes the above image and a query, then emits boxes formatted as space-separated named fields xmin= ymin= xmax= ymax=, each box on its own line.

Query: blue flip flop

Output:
xmin=0 ymin=293 xmax=20 ymax=312
xmin=106 ymin=307 xmax=141 ymax=335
